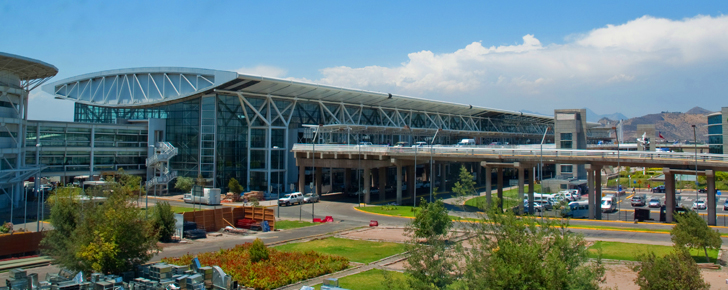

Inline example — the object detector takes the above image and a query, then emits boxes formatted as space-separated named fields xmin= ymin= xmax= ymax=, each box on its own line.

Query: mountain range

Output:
xmin=520 ymin=107 xmax=714 ymax=143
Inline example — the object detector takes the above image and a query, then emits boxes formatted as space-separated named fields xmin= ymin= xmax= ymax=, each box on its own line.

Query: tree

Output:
xmin=671 ymin=209 xmax=722 ymax=263
xmin=452 ymin=165 xmax=476 ymax=198
xmin=175 ymin=176 xmax=194 ymax=193
xmin=404 ymin=198 xmax=458 ymax=289
xmin=228 ymin=178 xmax=244 ymax=195
xmin=409 ymin=198 xmax=452 ymax=239
xmin=153 ymin=201 xmax=176 ymax=242
xmin=459 ymin=204 xmax=605 ymax=290
xmin=42 ymin=170 xmax=159 ymax=274
xmin=632 ymin=246 xmax=710 ymax=290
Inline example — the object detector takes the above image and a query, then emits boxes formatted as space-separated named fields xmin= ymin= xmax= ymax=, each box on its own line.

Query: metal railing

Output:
xmin=292 ymin=144 xmax=728 ymax=163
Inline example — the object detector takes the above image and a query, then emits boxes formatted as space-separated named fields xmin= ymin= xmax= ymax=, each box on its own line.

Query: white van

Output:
xmin=601 ymin=195 xmax=617 ymax=213
xmin=183 ymin=188 xmax=222 ymax=205
xmin=456 ymin=139 xmax=476 ymax=147
xmin=563 ymin=201 xmax=589 ymax=218
xmin=556 ymin=191 xmax=577 ymax=201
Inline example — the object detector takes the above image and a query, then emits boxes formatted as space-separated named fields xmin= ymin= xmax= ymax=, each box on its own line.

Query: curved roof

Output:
xmin=43 ymin=67 xmax=554 ymax=122
xmin=0 ymin=52 xmax=58 ymax=80
xmin=42 ymin=67 xmax=237 ymax=106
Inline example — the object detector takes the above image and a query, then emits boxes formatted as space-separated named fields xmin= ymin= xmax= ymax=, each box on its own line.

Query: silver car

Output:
xmin=648 ymin=198 xmax=661 ymax=208
xmin=303 ymin=193 xmax=320 ymax=203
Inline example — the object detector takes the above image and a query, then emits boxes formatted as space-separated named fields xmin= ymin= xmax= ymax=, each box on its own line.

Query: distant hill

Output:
xmin=685 ymin=106 xmax=713 ymax=115
xmin=597 ymin=107 xmax=711 ymax=143
xmin=584 ymin=108 xmax=628 ymax=122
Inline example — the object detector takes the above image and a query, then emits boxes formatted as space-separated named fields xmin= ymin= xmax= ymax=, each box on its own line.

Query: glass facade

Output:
xmin=707 ymin=113 xmax=724 ymax=154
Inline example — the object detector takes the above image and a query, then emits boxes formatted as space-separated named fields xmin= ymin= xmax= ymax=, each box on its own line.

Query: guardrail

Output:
xmin=292 ymin=144 xmax=728 ymax=163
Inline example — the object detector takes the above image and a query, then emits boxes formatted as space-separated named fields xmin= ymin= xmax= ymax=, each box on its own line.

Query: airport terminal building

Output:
xmin=1 ymin=52 xmax=613 ymax=208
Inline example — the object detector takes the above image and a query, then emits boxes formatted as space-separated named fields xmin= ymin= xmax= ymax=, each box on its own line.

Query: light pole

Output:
xmin=311 ymin=124 xmax=321 ymax=221
xmin=357 ymin=134 xmax=362 ymax=207
xmin=612 ymin=126 xmax=620 ymax=218
xmin=429 ymin=128 xmax=442 ymax=203
xmin=404 ymin=125 xmax=416 ymax=207
xmin=148 ymin=144 xmax=154 ymax=219
xmin=692 ymin=125 xmax=698 ymax=203
xmin=274 ymin=146 xmax=281 ymax=218
xmin=539 ymin=127 xmax=550 ymax=182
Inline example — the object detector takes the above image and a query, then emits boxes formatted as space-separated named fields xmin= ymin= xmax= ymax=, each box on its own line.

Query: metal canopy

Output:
xmin=45 ymin=67 xmax=555 ymax=123
xmin=227 ymin=73 xmax=553 ymax=122
xmin=0 ymin=52 xmax=58 ymax=81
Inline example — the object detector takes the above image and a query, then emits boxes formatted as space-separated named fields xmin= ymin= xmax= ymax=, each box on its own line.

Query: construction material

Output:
xmin=182 ymin=207 xmax=274 ymax=233
xmin=0 ymin=231 xmax=45 ymax=257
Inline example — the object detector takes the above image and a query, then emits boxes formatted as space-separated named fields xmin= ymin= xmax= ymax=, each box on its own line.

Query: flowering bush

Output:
xmin=162 ymin=242 xmax=349 ymax=290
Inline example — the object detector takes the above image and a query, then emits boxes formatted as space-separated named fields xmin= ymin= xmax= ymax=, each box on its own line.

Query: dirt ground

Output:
xmin=338 ymin=227 xmax=410 ymax=243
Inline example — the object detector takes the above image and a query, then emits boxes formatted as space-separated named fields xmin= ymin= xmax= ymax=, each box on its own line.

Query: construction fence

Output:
xmin=181 ymin=206 xmax=276 ymax=232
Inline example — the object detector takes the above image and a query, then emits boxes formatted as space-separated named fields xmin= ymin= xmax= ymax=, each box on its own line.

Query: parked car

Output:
xmin=536 ymin=200 xmax=553 ymax=211
xmin=413 ymin=141 xmax=428 ymax=147
xmin=698 ymin=188 xmax=708 ymax=193
xmin=631 ymin=195 xmax=646 ymax=207
xmin=278 ymin=192 xmax=304 ymax=206
xmin=393 ymin=141 xmax=409 ymax=147
xmin=724 ymin=199 xmax=728 ymax=211
xmin=692 ymin=199 xmax=707 ymax=210
xmin=358 ymin=142 xmax=373 ymax=146
xmin=303 ymin=193 xmax=320 ymax=203
xmin=652 ymin=185 xmax=665 ymax=193
xmin=648 ymin=198 xmax=661 ymax=208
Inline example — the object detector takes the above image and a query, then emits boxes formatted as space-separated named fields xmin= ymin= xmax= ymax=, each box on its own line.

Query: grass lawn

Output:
xmin=588 ymin=241 xmax=719 ymax=263
xmin=274 ymin=237 xmax=406 ymax=264
xmin=275 ymin=220 xmax=317 ymax=230
xmin=170 ymin=206 xmax=197 ymax=213
xmin=312 ymin=269 xmax=407 ymax=290
xmin=357 ymin=205 xmax=420 ymax=217
xmin=464 ymin=184 xmax=543 ymax=209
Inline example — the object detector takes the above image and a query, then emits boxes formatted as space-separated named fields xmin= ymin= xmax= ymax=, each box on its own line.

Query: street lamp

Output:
xmin=692 ymin=125 xmax=698 ymax=204
xmin=429 ymin=128 xmax=442 ymax=203
xmin=148 ymin=144 xmax=155 ymax=219
xmin=405 ymin=125 xmax=417 ymax=207
xmin=274 ymin=146 xmax=281 ymax=218
xmin=35 ymin=143 xmax=41 ymax=232
xmin=311 ymin=124 xmax=322 ymax=221
xmin=612 ymin=126 xmax=620 ymax=218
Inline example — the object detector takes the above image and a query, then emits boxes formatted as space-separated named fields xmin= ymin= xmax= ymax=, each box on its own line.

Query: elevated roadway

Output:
xmin=293 ymin=144 xmax=728 ymax=225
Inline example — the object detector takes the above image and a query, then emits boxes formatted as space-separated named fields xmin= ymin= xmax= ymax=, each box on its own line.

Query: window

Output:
xmin=561 ymin=165 xmax=573 ymax=173
xmin=708 ymin=114 xmax=722 ymax=125
xmin=560 ymin=133 xmax=573 ymax=149
xmin=251 ymin=129 xmax=266 ymax=148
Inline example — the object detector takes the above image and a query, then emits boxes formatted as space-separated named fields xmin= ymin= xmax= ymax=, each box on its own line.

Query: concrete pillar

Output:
xmin=595 ymin=168 xmax=602 ymax=220
xmin=518 ymin=166 xmax=525 ymax=215
xmin=315 ymin=167 xmax=323 ymax=195
xmin=396 ymin=165 xmax=403 ymax=205
xmin=379 ymin=167 xmax=387 ymax=202
xmin=485 ymin=166 xmax=492 ymax=207
xmin=707 ymin=170 xmax=716 ymax=226
xmin=363 ymin=168 xmax=371 ymax=204
xmin=407 ymin=165 xmax=415 ymax=203
xmin=298 ymin=166 xmax=305 ymax=193
xmin=497 ymin=167 xmax=504 ymax=210
xmin=344 ymin=168 xmax=352 ymax=194
xmin=664 ymin=168 xmax=675 ymax=223
xmin=528 ymin=168 xmax=535 ymax=215
xmin=587 ymin=165 xmax=595 ymax=219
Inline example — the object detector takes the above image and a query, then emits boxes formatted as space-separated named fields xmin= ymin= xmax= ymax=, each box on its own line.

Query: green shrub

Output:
xmin=249 ymin=238 xmax=269 ymax=263
xmin=153 ymin=201 xmax=176 ymax=242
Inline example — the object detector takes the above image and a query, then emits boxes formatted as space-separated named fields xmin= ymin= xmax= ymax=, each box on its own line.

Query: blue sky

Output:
xmin=2 ymin=0 xmax=727 ymax=121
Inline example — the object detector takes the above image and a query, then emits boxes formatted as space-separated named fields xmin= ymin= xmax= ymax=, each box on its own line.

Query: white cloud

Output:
xmin=306 ymin=15 xmax=728 ymax=116
xmin=236 ymin=65 xmax=288 ymax=78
